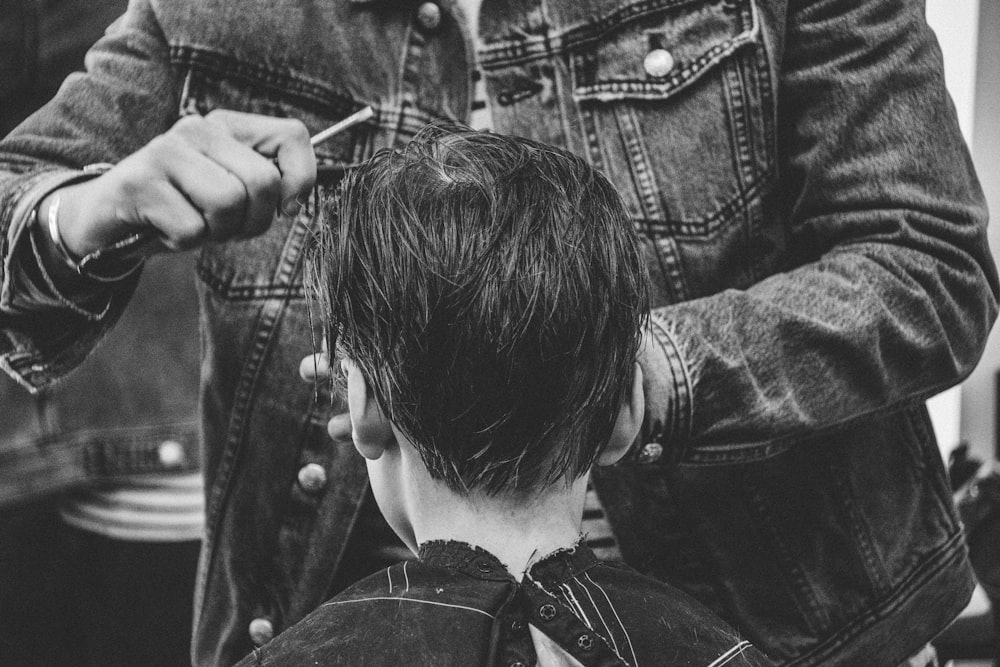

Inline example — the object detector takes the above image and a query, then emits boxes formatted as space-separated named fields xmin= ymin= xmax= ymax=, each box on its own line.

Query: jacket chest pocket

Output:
xmin=481 ymin=0 xmax=776 ymax=303
xmin=172 ymin=58 xmax=374 ymax=301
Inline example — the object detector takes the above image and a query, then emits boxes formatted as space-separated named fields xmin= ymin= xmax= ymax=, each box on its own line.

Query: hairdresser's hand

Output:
xmin=42 ymin=110 xmax=316 ymax=257
xmin=299 ymin=352 xmax=353 ymax=442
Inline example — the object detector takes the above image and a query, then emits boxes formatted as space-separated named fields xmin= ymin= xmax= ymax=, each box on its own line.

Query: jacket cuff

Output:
xmin=2 ymin=168 xmax=120 ymax=317
xmin=632 ymin=311 xmax=692 ymax=464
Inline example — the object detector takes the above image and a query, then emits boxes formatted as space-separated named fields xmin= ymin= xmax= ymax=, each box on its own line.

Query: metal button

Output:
xmin=510 ymin=662 xmax=526 ymax=667
xmin=578 ymin=633 xmax=595 ymax=651
xmin=417 ymin=2 xmax=442 ymax=30
xmin=638 ymin=442 xmax=663 ymax=464
xmin=297 ymin=463 xmax=328 ymax=493
xmin=476 ymin=560 xmax=493 ymax=574
xmin=643 ymin=48 xmax=675 ymax=78
xmin=538 ymin=603 xmax=557 ymax=621
xmin=248 ymin=617 xmax=274 ymax=646
xmin=157 ymin=440 xmax=186 ymax=468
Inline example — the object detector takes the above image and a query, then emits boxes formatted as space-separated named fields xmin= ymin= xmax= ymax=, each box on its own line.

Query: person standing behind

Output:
xmin=0 ymin=2 xmax=202 ymax=665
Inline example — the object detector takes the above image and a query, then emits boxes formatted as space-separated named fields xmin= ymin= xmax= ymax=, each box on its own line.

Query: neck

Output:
xmin=405 ymin=450 xmax=589 ymax=579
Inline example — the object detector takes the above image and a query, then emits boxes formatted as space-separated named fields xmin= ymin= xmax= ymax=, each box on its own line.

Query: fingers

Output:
xmin=327 ymin=412 xmax=352 ymax=443
xmin=204 ymin=109 xmax=316 ymax=221
xmin=54 ymin=111 xmax=317 ymax=256
xmin=137 ymin=179 xmax=214 ymax=252
xmin=297 ymin=353 xmax=351 ymax=443
xmin=298 ymin=353 xmax=331 ymax=382
xmin=171 ymin=114 xmax=284 ymax=239
xmin=140 ymin=133 xmax=257 ymax=243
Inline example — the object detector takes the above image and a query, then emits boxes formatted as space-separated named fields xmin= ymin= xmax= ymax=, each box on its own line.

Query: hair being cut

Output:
xmin=306 ymin=125 xmax=648 ymax=496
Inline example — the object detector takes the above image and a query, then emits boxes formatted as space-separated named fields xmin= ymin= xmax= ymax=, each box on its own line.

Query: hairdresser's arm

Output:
xmin=638 ymin=0 xmax=998 ymax=460
xmin=0 ymin=0 xmax=314 ymax=392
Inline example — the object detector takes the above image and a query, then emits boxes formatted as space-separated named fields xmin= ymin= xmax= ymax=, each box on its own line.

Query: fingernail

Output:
xmin=298 ymin=353 xmax=331 ymax=381
xmin=280 ymin=196 xmax=303 ymax=219
xmin=327 ymin=413 xmax=353 ymax=441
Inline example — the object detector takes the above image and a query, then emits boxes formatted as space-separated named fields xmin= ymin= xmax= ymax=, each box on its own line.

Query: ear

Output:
xmin=344 ymin=359 xmax=396 ymax=460
xmin=597 ymin=362 xmax=645 ymax=466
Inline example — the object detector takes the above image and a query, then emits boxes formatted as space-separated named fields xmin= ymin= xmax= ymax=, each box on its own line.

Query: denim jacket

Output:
xmin=0 ymin=0 xmax=201 ymax=509
xmin=0 ymin=0 xmax=996 ymax=665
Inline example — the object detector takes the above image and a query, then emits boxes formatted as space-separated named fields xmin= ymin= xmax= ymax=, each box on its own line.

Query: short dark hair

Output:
xmin=306 ymin=126 xmax=648 ymax=496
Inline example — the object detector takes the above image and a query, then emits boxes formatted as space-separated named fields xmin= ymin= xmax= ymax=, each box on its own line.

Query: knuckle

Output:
xmin=219 ymin=174 xmax=248 ymax=212
xmin=285 ymin=119 xmax=310 ymax=142
xmin=246 ymin=165 xmax=282 ymax=208
xmin=203 ymin=108 xmax=235 ymax=126
xmin=171 ymin=113 xmax=207 ymax=137
xmin=209 ymin=186 xmax=247 ymax=236
xmin=168 ymin=224 xmax=205 ymax=251
xmin=145 ymin=133 xmax=178 ymax=159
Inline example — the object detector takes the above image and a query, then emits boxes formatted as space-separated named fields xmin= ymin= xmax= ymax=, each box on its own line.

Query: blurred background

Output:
xmin=0 ymin=2 xmax=202 ymax=666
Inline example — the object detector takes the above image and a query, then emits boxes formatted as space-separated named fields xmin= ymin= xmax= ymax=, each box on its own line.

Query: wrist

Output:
xmin=36 ymin=178 xmax=148 ymax=283
xmin=40 ymin=179 xmax=120 ymax=259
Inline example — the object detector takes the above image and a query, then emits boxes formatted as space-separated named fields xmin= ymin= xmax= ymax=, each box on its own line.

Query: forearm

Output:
xmin=0 ymin=0 xmax=177 ymax=390
xmin=639 ymin=0 xmax=998 ymax=460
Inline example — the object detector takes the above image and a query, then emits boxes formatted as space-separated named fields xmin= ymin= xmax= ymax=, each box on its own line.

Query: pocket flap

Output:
xmin=570 ymin=0 xmax=760 ymax=102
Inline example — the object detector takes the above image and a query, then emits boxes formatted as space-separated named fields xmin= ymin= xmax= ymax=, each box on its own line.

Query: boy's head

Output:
xmin=307 ymin=126 xmax=648 ymax=501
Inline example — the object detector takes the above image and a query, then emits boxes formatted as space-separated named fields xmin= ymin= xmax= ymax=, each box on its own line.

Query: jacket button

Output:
xmin=297 ymin=463 xmax=328 ymax=493
xmin=643 ymin=48 xmax=675 ymax=78
xmin=538 ymin=603 xmax=557 ymax=621
xmin=248 ymin=617 xmax=274 ymax=646
xmin=638 ymin=442 xmax=663 ymax=464
xmin=417 ymin=2 xmax=442 ymax=30
xmin=577 ymin=633 xmax=595 ymax=651
xmin=157 ymin=440 xmax=186 ymax=468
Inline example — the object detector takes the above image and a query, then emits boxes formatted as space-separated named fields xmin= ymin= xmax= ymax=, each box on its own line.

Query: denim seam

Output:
xmin=783 ymin=529 xmax=970 ymax=667
xmin=573 ymin=36 xmax=755 ymax=101
xmin=480 ymin=0 xmax=753 ymax=68
xmin=745 ymin=471 xmax=832 ymax=634
xmin=828 ymin=459 xmax=891 ymax=594
xmin=750 ymin=22 xmax=776 ymax=181
xmin=400 ymin=19 xmax=428 ymax=107
xmin=677 ymin=395 xmax=949 ymax=465
xmin=722 ymin=58 xmax=755 ymax=191
xmin=625 ymin=175 xmax=770 ymax=237
xmin=579 ymin=110 xmax=608 ymax=175
xmin=614 ymin=106 xmax=666 ymax=222
xmin=651 ymin=236 xmax=687 ymax=303
xmin=169 ymin=44 xmax=360 ymax=117
xmin=276 ymin=408 xmax=355 ymax=622
xmin=196 ymin=216 xmax=312 ymax=625
xmin=648 ymin=311 xmax=692 ymax=449
xmin=195 ymin=264 xmax=306 ymax=301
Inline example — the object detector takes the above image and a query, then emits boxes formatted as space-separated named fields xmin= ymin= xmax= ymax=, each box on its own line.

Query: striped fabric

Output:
xmin=59 ymin=472 xmax=205 ymax=542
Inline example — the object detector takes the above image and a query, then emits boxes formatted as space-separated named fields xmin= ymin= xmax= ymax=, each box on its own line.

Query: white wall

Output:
xmin=959 ymin=0 xmax=1000 ymax=462
xmin=922 ymin=1 xmax=981 ymax=458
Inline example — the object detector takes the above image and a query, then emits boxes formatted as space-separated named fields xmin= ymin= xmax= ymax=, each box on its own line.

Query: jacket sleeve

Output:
xmin=0 ymin=0 xmax=180 ymax=392
xmin=641 ymin=0 xmax=999 ymax=460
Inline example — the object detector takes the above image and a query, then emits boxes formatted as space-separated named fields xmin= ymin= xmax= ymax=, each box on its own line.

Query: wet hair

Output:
xmin=306 ymin=125 xmax=648 ymax=496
